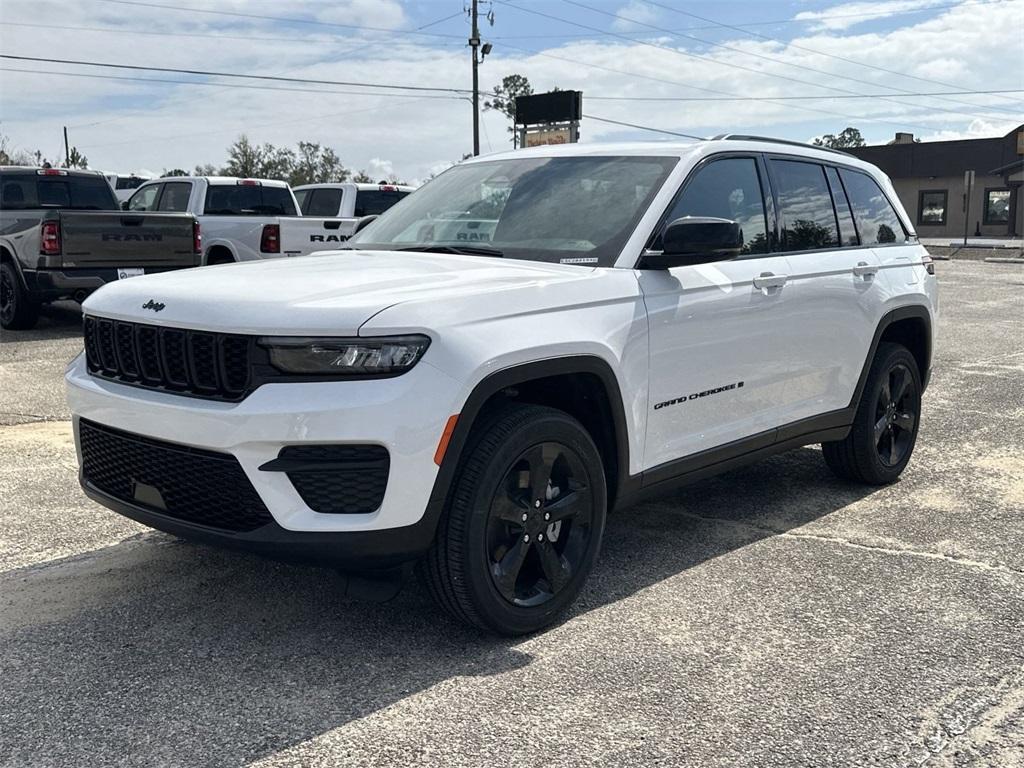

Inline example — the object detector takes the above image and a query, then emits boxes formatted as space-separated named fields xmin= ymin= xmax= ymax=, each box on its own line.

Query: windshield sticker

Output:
xmin=559 ymin=257 xmax=599 ymax=265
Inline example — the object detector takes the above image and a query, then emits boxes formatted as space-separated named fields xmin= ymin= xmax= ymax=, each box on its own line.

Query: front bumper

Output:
xmin=67 ymin=354 xmax=462 ymax=560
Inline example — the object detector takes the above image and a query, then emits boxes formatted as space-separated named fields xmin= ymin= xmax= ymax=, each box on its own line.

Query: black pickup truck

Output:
xmin=1 ymin=167 xmax=200 ymax=330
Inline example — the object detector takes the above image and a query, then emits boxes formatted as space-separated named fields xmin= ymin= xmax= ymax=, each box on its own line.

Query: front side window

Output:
xmin=128 ymin=184 xmax=161 ymax=211
xmin=839 ymin=169 xmax=907 ymax=245
xmin=655 ymin=157 xmax=769 ymax=254
xmin=348 ymin=155 xmax=678 ymax=266
xmin=918 ymin=190 xmax=948 ymax=225
xmin=157 ymin=182 xmax=192 ymax=212
xmin=771 ymin=160 xmax=839 ymax=252
xmin=984 ymin=188 xmax=1011 ymax=224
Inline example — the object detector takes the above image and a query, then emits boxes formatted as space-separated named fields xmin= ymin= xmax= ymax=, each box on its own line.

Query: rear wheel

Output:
xmin=822 ymin=342 xmax=921 ymax=485
xmin=1 ymin=261 xmax=40 ymax=331
xmin=421 ymin=404 xmax=607 ymax=635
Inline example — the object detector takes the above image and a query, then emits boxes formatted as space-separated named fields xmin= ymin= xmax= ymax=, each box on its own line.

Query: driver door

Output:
xmin=638 ymin=154 xmax=800 ymax=470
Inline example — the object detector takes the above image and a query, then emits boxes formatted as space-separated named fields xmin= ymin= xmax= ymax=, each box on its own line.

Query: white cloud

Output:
xmin=368 ymin=157 xmax=395 ymax=178
xmin=794 ymin=0 xmax=955 ymax=31
xmin=611 ymin=0 xmax=660 ymax=32
xmin=314 ymin=0 xmax=406 ymax=29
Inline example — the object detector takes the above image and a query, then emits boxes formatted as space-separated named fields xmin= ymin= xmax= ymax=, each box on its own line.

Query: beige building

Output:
xmin=847 ymin=125 xmax=1023 ymax=240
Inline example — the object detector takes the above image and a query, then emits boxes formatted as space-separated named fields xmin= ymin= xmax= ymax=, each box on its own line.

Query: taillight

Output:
xmin=40 ymin=220 xmax=61 ymax=255
xmin=260 ymin=223 xmax=280 ymax=253
xmin=193 ymin=220 xmax=202 ymax=254
xmin=922 ymin=255 xmax=935 ymax=275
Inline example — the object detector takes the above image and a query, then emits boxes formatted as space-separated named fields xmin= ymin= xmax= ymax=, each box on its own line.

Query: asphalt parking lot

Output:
xmin=1 ymin=260 xmax=1023 ymax=767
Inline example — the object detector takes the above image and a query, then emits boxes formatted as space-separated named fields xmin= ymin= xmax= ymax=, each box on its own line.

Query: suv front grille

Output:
xmin=84 ymin=317 xmax=252 ymax=401
xmin=79 ymin=419 xmax=272 ymax=532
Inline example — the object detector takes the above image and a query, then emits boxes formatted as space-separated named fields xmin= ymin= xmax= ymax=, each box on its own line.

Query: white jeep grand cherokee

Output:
xmin=67 ymin=136 xmax=937 ymax=635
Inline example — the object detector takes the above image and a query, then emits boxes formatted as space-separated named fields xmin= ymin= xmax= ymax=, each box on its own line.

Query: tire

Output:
xmin=822 ymin=342 xmax=922 ymax=485
xmin=421 ymin=403 xmax=607 ymax=635
xmin=1 ymin=261 xmax=40 ymax=331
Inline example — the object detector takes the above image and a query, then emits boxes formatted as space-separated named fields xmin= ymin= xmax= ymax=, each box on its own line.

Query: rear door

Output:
xmin=638 ymin=154 xmax=800 ymax=470
xmin=770 ymin=157 xmax=882 ymax=421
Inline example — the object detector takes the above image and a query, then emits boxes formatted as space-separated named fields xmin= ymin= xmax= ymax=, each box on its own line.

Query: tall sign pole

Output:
xmin=63 ymin=126 xmax=70 ymax=166
xmin=469 ymin=0 xmax=480 ymax=157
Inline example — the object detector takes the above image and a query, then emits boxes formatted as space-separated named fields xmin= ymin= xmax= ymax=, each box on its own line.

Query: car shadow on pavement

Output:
xmin=0 ymin=446 xmax=878 ymax=766
xmin=0 ymin=301 xmax=83 ymax=342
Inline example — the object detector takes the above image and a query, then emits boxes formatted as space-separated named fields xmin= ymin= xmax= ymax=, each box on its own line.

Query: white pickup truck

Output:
xmin=291 ymin=182 xmax=415 ymax=246
xmin=124 ymin=176 xmax=345 ymax=264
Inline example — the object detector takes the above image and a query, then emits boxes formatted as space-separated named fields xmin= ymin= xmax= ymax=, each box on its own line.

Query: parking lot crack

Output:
xmin=670 ymin=511 xmax=1024 ymax=577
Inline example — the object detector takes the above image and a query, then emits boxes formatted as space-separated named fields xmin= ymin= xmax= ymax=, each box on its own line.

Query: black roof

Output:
xmin=846 ymin=124 xmax=1023 ymax=178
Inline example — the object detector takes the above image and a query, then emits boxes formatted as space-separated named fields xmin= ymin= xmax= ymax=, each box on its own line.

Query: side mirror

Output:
xmin=640 ymin=216 xmax=743 ymax=269
xmin=120 ymin=201 xmax=130 ymax=211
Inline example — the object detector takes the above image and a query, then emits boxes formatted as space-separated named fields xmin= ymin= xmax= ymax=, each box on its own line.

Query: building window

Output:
xmin=918 ymin=190 xmax=948 ymax=226
xmin=984 ymin=188 xmax=1011 ymax=225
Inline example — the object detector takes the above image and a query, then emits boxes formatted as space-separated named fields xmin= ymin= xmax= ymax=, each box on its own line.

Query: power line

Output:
xmin=558 ymin=0 xmax=1021 ymax=121
xmin=0 ymin=55 xmax=474 ymax=95
xmin=493 ymin=1 xmax=1009 ymax=131
xmin=88 ymin=0 xmax=466 ymax=39
xmin=638 ymin=0 xmax=1024 ymax=112
xmin=582 ymin=114 xmax=705 ymax=139
xmin=489 ymin=0 xmax=1003 ymax=37
xmin=585 ymin=89 xmax=1024 ymax=102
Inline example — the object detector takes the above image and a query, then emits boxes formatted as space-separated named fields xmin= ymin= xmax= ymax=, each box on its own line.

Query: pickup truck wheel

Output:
xmin=422 ymin=404 xmax=606 ymax=635
xmin=822 ymin=342 xmax=921 ymax=485
xmin=1 ymin=261 xmax=40 ymax=331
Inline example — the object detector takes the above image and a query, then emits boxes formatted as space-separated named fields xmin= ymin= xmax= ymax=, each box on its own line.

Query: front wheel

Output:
xmin=421 ymin=404 xmax=607 ymax=635
xmin=1 ymin=261 xmax=40 ymax=331
xmin=823 ymin=342 xmax=922 ymax=485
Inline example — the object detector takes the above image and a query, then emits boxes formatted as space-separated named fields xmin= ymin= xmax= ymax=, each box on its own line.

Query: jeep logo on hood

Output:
xmin=141 ymin=299 xmax=165 ymax=312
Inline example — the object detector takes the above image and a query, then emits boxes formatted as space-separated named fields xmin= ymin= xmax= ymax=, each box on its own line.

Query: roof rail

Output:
xmin=710 ymin=134 xmax=853 ymax=157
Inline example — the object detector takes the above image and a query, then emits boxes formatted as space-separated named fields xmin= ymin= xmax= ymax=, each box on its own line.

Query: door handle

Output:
xmin=852 ymin=261 xmax=879 ymax=277
xmin=753 ymin=272 xmax=788 ymax=293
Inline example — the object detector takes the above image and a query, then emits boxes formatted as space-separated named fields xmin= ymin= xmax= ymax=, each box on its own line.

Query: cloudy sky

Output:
xmin=1 ymin=0 xmax=1021 ymax=183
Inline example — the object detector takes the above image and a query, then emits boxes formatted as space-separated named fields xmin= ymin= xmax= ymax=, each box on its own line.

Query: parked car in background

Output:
xmin=1 ymin=167 xmax=199 ymax=330
xmin=102 ymin=171 xmax=155 ymax=203
xmin=290 ymin=182 xmax=415 ymax=245
xmin=124 ymin=176 xmax=352 ymax=264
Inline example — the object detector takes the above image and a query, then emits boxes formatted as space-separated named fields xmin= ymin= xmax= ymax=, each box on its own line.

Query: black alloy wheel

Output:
xmin=422 ymin=404 xmax=607 ymax=635
xmin=0 ymin=261 xmax=40 ymax=330
xmin=874 ymin=362 xmax=917 ymax=467
xmin=486 ymin=441 xmax=595 ymax=607
xmin=0 ymin=263 xmax=14 ymax=327
xmin=822 ymin=342 xmax=922 ymax=485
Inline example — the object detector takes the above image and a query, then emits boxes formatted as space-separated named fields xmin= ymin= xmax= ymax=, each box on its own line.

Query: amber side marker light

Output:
xmin=434 ymin=415 xmax=459 ymax=466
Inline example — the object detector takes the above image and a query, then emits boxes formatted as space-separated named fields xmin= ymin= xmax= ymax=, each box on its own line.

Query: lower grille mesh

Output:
xmin=79 ymin=419 xmax=272 ymax=532
xmin=279 ymin=444 xmax=390 ymax=514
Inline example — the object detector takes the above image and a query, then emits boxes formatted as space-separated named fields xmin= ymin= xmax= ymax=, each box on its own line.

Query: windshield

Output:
xmin=348 ymin=155 xmax=677 ymax=266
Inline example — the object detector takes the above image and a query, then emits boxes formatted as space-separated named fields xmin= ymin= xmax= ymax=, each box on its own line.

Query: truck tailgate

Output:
xmin=279 ymin=217 xmax=357 ymax=257
xmin=58 ymin=211 xmax=199 ymax=268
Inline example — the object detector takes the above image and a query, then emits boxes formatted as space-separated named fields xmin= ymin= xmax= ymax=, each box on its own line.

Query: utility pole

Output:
xmin=63 ymin=126 xmax=70 ymax=166
xmin=469 ymin=0 xmax=480 ymax=156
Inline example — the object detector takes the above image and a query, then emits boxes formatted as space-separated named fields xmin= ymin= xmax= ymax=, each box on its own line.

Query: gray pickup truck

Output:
xmin=1 ymin=167 xmax=200 ymax=330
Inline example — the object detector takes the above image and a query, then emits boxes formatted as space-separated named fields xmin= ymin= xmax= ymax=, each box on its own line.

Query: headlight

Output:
xmin=259 ymin=335 xmax=430 ymax=376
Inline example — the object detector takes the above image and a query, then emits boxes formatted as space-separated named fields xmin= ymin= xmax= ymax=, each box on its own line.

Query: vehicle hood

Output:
xmin=81 ymin=249 xmax=606 ymax=335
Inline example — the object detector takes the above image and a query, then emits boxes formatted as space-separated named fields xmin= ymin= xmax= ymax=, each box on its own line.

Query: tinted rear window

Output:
xmin=354 ymin=189 xmax=410 ymax=217
xmin=0 ymin=173 xmax=118 ymax=211
xmin=839 ymin=169 xmax=907 ymax=245
xmin=203 ymin=184 xmax=297 ymax=216
xmin=770 ymin=160 xmax=839 ymax=252
xmin=300 ymin=188 xmax=344 ymax=216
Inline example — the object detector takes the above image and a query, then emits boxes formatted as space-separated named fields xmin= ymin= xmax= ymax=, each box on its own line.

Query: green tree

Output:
xmin=289 ymin=141 xmax=350 ymax=186
xmin=351 ymin=169 xmax=373 ymax=183
xmin=162 ymin=168 xmax=188 ymax=177
xmin=193 ymin=163 xmax=221 ymax=176
xmin=484 ymin=74 xmax=533 ymax=146
xmin=812 ymin=127 xmax=866 ymax=149
xmin=60 ymin=146 xmax=88 ymax=169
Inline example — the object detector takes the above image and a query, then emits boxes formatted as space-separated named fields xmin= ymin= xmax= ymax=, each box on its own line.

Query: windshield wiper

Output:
xmin=394 ymin=244 xmax=504 ymax=258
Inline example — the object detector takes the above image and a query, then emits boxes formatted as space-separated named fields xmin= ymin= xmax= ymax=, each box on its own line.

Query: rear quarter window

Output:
xmin=838 ymin=169 xmax=908 ymax=245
